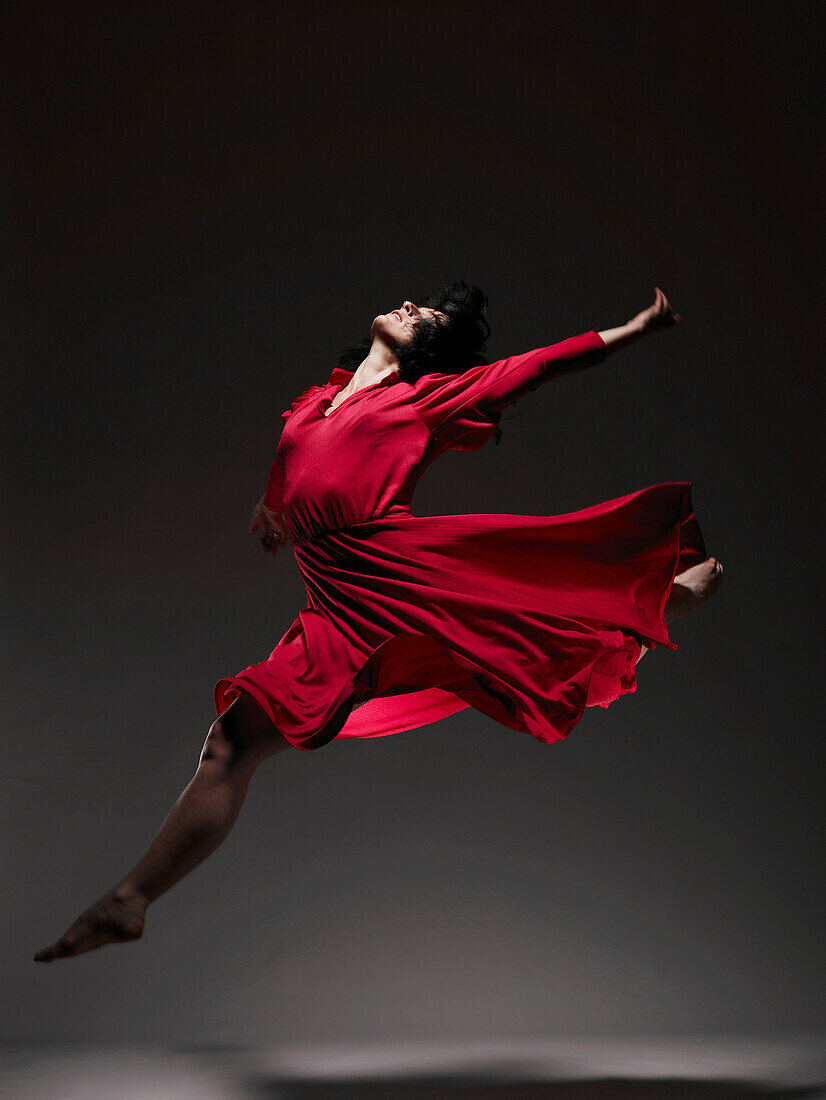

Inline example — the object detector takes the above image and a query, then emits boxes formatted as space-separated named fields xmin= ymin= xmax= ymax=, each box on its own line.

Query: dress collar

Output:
xmin=326 ymin=367 xmax=354 ymax=386
xmin=325 ymin=366 xmax=400 ymax=389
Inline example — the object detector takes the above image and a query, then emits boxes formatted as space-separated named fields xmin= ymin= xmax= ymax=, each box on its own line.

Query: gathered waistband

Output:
xmin=288 ymin=505 xmax=412 ymax=545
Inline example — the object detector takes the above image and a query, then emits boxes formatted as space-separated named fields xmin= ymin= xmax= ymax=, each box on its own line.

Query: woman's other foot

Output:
xmin=665 ymin=556 xmax=725 ymax=623
xmin=34 ymin=886 xmax=147 ymax=963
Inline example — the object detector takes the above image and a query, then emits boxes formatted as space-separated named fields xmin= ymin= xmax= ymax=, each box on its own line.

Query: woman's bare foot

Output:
xmin=665 ymin=556 xmax=725 ymax=623
xmin=34 ymin=886 xmax=147 ymax=963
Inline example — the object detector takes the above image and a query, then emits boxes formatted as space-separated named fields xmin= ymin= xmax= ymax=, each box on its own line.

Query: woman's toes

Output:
xmin=706 ymin=560 xmax=725 ymax=597
xmin=34 ymin=935 xmax=73 ymax=963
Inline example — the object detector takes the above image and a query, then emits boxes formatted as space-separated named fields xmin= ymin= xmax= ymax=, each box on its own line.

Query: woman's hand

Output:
xmin=598 ymin=287 xmax=682 ymax=354
xmin=249 ymin=495 xmax=288 ymax=556
xmin=629 ymin=286 xmax=682 ymax=335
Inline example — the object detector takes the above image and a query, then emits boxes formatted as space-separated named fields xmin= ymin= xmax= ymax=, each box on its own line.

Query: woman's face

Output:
xmin=372 ymin=300 xmax=448 ymax=346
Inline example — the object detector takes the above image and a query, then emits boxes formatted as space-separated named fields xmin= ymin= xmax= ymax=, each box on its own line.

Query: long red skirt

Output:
xmin=215 ymin=482 xmax=706 ymax=750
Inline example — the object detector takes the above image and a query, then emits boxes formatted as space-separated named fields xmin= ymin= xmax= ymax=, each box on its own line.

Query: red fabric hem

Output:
xmin=215 ymin=626 xmax=642 ymax=752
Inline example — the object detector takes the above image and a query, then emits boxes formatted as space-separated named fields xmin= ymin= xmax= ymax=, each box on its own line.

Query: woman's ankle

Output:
xmin=112 ymin=881 xmax=150 ymax=910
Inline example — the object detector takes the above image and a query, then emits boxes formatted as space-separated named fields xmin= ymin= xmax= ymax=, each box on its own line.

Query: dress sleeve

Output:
xmin=412 ymin=330 xmax=607 ymax=454
xmin=262 ymin=383 xmax=326 ymax=512
xmin=263 ymin=446 xmax=287 ymax=513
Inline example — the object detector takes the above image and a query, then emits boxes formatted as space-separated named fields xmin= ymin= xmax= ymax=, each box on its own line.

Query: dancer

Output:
xmin=35 ymin=283 xmax=723 ymax=962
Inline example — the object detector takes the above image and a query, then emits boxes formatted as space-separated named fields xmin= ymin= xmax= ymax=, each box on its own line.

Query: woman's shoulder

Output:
xmin=281 ymin=382 xmax=328 ymax=423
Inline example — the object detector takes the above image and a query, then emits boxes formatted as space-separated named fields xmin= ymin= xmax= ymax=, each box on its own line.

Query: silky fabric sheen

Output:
xmin=214 ymin=331 xmax=707 ymax=750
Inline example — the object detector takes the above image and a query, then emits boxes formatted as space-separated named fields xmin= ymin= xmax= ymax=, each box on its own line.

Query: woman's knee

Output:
xmin=205 ymin=693 xmax=292 ymax=766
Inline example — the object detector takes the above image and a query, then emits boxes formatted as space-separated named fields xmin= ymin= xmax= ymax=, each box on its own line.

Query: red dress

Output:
xmin=214 ymin=330 xmax=707 ymax=750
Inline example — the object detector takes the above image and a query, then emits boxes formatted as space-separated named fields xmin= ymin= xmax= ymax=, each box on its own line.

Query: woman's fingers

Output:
xmin=633 ymin=287 xmax=681 ymax=333
xmin=653 ymin=287 xmax=681 ymax=325
xmin=249 ymin=499 xmax=264 ymax=534
xmin=260 ymin=524 xmax=284 ymax=555
xmin=249 ymin=500 xmax=287 ymax=552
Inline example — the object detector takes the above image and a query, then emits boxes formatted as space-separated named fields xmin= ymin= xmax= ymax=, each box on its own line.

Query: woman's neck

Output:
xmin=347 ymin=340 xmax=400 ymax=392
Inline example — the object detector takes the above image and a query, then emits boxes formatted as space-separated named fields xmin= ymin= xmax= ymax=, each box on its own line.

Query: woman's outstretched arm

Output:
xmin=410 ymin=286 xmax=682 ymax=454
xmin=549 ymin=285 xmax=681 ymax=378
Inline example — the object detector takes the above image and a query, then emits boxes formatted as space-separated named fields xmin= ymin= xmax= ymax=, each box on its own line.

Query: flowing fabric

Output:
xmin=215 ymin=331 xmax=707 ymax=750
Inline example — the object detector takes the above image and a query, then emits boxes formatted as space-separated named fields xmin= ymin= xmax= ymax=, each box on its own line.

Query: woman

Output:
xmin=35 ymin=281 xmax=723 ymax=962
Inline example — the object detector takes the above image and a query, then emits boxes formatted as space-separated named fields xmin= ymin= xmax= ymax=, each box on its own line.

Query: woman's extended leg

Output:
xmin=34 ymin=692 xmax=291 ymax=963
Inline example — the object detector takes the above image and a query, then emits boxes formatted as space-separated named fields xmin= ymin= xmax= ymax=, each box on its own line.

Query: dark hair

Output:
xmin=337 ymin=279 xmax=506 ymax=444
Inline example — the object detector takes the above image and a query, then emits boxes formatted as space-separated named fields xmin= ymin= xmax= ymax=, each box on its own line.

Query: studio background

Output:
xmin=2 ymin=1 xmax=822 ymax=1049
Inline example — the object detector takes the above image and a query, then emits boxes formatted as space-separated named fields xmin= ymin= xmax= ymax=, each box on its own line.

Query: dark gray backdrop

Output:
xmin=3 ymin=1 xmax=822 ymax=1046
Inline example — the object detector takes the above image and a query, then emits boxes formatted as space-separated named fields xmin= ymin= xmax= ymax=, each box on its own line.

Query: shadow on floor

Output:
xmin=246 ymin=1073 xmax=825 ymax=1099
